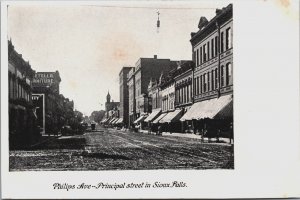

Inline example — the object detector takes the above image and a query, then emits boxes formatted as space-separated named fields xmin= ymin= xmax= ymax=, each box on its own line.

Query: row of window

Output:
xmin=194 ymin=63 xmax=232 ymax=95
xmin=9 ymin=75 xmax=31 ymax=102
xmin=175 ymin=84 xmax=192 ymax=105
xmin=195 ymin=27 xmax=232 ymax=66
xmin=162 ymin=94 xmax=174 ymax=111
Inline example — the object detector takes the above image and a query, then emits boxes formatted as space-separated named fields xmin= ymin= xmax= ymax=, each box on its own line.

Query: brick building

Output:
xmin=119 ymin=66 xmax=134 ymax=128
xmin=32 ymin=71 xmax=63 ymax=135
xmin=8 ymin=40 xmax=38 ymax=148
xmin=132 ymin=56 xmax=177 ymax=126
xmin=180 ymin=4 xmax=233 ymax=137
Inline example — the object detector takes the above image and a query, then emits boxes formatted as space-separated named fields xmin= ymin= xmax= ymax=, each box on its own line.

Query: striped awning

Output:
xmin=116 ymin=118 xmax=124 ymax=124
xmin=133 ymin=115 xmax=147 ymax=124
xmin=180 ymin=94 xmax=233 ymax=121
xmin=152 ymin=113 xmax=168 ymax=124
xmin=144 ymin=109 xmax=161 ymax=122
xmin=159 ymin=109 xmax=182 ymax=123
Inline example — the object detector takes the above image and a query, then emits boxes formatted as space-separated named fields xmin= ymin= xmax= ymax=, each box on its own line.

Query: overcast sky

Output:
xmin=7 ymin=1 xmax=230 ymax=116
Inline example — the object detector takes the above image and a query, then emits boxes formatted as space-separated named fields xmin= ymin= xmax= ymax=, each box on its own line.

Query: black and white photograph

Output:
xmin=1 ymin=0 xmax=300 ymax=199
xmin=7 ymin=2 xmax=233 ymax=171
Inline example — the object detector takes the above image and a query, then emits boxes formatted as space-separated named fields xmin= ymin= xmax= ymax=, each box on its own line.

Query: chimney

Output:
xmin=154 ymin=55 xmax=157 ymax=59
xmin=216 ymin=8 xmax=222 ymax=15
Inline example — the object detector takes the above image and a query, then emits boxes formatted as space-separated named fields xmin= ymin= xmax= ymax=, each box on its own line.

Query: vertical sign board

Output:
xmin=32 ymin=94 xmax=45 ymax=135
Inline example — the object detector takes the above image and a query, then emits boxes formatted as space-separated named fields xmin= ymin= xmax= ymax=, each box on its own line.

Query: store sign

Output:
xmin=32 ymin=94 xmax=45 ymax=134
xmin=32 ymin=72 xmax=55 ymax=87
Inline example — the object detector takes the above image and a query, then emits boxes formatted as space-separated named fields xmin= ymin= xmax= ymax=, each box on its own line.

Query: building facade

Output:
xmin=32 ymin=71 xmax=63 ymax=135
xmin=8 ymin=40 xmax=38 ymax=148
xmin=119 ymin=67 xmax=134 ymax=128
xmin=127 ymin=68 xmax=136 ymax=127
xmin=191 ymin=4 xmax=233 ymax=103
xmin=133 ymin=56 xmax=177 ymax=120
xmin=174 ymin=61 xmax=194 ymax=110
xmin=180 ymin=4 xmax=233 ymax=138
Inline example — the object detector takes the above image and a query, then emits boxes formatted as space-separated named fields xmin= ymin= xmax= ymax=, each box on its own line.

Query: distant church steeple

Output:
xmin=106 ymin=90 xmax=111 ymax=103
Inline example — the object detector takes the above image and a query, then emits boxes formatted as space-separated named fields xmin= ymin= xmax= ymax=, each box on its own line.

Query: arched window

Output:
xmin=226 ymin=27 xmax=232 ymax=50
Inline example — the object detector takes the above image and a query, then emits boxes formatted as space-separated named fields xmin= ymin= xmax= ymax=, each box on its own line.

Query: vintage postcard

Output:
xmin=1 ymin=0 xmax=299 ymax=199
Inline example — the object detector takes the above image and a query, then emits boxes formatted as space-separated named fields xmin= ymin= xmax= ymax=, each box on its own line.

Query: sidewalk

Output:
xmin=138 ymin=129 xmax=232 ymax=144
xmin=30 ymin=134 xmax=61 ymax=148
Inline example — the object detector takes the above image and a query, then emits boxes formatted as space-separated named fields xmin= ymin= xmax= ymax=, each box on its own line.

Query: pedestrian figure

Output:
xmin=229 ymin=122 xmax=233 ymax=144
xmin=157 ymin=125 xmax=161 ymax=136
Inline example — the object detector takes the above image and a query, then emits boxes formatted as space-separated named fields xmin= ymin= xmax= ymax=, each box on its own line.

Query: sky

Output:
xmin=7 ymin=1 xmax=230 ymax=116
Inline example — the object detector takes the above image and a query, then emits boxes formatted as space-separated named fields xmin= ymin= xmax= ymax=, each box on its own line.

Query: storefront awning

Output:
xmin=144 ymin=109 xmax=161 ymax=122
xmin=112 ymin=118 xmax=119 ymax=124
xmin=116 ymin=118 xmax=124 ymax=124
xmin=109 ymin=117 xmax=117 ymax=124
xmin=152 ymin=113 xmax=168 ymax=124
xmin=159 ymin=109 xmax=183 ymax=123
xmin=103 ymin=118 xmax=110 ymax=123
xmin=101 ymin=118 xmax=107 ymax=123
xmin=133 ymin=115 xmax=147 ymax=124
xmin=180 ymin=94 xmax=233 ymax=121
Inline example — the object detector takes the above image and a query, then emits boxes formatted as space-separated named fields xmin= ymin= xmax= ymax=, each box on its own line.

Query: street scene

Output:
xmin=10 ymin=126 xmax=233 ymax=171
xmin=7 ymin=2 xmax=233 ymax=170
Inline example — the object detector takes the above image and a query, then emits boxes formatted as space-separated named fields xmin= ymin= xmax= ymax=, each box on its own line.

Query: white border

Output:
xmin=1 ymin=0 xmax=300 ymax=199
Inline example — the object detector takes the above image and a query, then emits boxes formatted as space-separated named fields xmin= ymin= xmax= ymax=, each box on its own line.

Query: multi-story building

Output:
xmin=134 ymin=56 xmax=177 ymax=118
xmin=180 ymin=4 xmax=233 ymax=135
xmin=174 ymin=61 xmax=194 ymax=110
xmin=105 ymin=91 xmax=120 ymax=118
xmin=173 ymin=61 xmax=195 ymax=132
xmin=191 ymin=4 xmax=233 ymax=103
xmin=32 ymin=71 xmax=62 ymax=135
xmin=127 ymin=68 xmax=136 ymax=127
xmin=8 ymin=40 xmax=38 ymax=148
xmin=119 ymin=66 xmax=134 ymax=128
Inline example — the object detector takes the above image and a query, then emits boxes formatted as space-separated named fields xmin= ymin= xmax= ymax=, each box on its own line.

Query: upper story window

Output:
xmin=203 ymin=73 xmax=207 ymax=92
xmin=207 ymin=41 xmax=210 ymax=60
xmin=221 ymin=65 xmax=225 ymax=87
xmin=203 ymin=44 xmax=207 ymax=62
xmin=221 ymin=32 xmax=224 ymax=52
xmin=211 ymin=70 xmax=214 ymax=90
xmin=226 ymin=63 xmax=232 ymax=86
xmin=226 ymin=27 xmax=232 ymax=50
xmin=211 ymin=38 xmax=214 ymax=58
xmin=207 ymin=72 xmax=210 ymax=91
xmin=215 ymin=69 xmax=218 ymax=89
xmin=215 ymin=36 xmax=218 ymax=55
xmin=200 ymin=46 xmax=203 ymax=64
xmin=196 ymin=49 xmax=199 ymax=66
